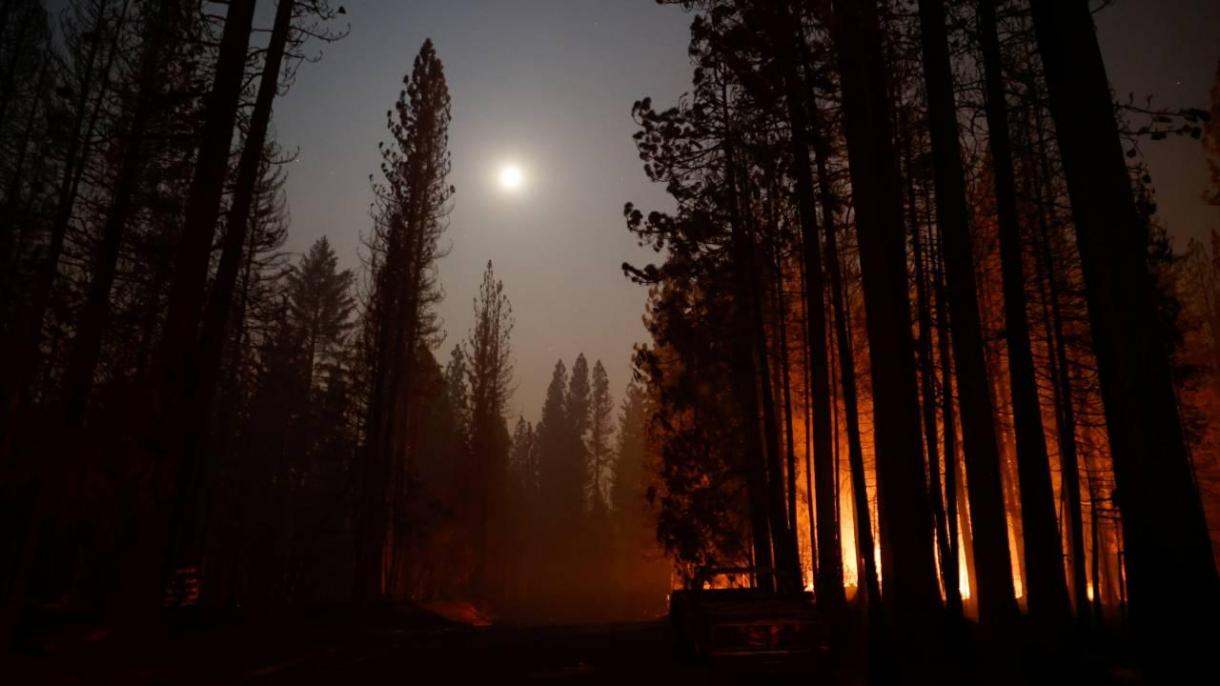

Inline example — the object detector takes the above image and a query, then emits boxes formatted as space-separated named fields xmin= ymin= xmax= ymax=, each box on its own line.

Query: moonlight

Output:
xmin=498 ymin=164 xmax=524 ymax=192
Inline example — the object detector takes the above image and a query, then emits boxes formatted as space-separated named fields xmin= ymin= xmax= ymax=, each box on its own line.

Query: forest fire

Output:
xmin=2 ymin=0 xmax=1219 ymax=683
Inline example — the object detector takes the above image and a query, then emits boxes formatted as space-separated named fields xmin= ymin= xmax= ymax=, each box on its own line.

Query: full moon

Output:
xmin=498 ymin=165 xmax=524 ymax=192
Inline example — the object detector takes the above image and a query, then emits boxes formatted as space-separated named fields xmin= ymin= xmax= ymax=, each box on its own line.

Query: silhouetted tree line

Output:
xmin=626 ymin=0 xmax=1219 ymax=679
xmin=3 ymin=0 xmax=1218 ymax=675
xmin=492 ymin=355 xmax=669 ymax=621
xmin=0 ymin=2 xmax=667 ymax=641
xmin=0 ymin=1 xmax=595 ymax=644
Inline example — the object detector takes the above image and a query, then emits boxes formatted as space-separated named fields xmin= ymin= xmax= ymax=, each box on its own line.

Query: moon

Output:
xmin=498 ymin=164 xmax=525 ymax=192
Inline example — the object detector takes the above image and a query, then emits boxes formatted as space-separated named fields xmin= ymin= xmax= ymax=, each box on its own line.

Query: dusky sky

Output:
xmin=257 ymin=0 xmax=1220 ymax=422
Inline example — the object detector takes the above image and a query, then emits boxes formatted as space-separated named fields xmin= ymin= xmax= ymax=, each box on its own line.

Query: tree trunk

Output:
xmin=772 ymin=238 xmax=801 ymax=556
xmin=0 ymin=1 xmax=133 ymax=638
xmin=0 ymin=51 xmax=48 ymax=367
xmin=719 ymin=74 xmax=776 ymax=590
xmin=934 ymin=236 xmax=972 ymax=610
xmin=1025 ymin=103 xmax=1091 ymax=621
xmin=766 ymin=2 xmax=844 ymax=606
xmin=750 ymin=194 xmax=802 ymax=592
xmin=1 ymin=10 xmax=52 ymax=313
xmin=915 ymin=0 xmax=1016 ymax=627
xmin=0 ymin=0 xmax=33 ymax=132
xmin=63 ymin=0 xmax=181 ymax=428
xmin=814 ymin=121 xmax=881 ymax=611
xmin=1085 ymin=451 xmax=1104 ymax=623
xmin=830 ymin=0 xmax=940 ymax=615
xmin=119 ymin=0 xmax=258 ymax=624
xmin=907 ymin=138 xmax=959 ymax=617
xmin=157 ymin=0 xmax=258 ymax=396
xmin=1 ymin=0 xmax=122 ymax=443
xmin=194 ymin=0 xmax=293 ymax=433
xmin=975 ymin=0 xmax=1071 ymax=625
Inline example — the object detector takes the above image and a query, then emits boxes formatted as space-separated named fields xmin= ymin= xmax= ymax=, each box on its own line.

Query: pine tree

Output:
xmin=567 ymin=354 xmax=591 ymax=486
xmin=441 ymin=345 xmax=471 ymax=486
xmin=285 ymin=237 xmax=355 ymax=394
xmin=509 ymin=416 xmax=537 ymax=499
xmin=829 ymin=0 xmax=941 ymax=615
xmin=157 ymin=0 xmax=257 ymax=401
xmin=61 ymin=0 xmax=188 ymax=428
xmin=535 ymin=358 xmax=583 ymax=597
xmin=974 ymin=0 xmax=1071 ymax=625
xmin=609 ymin=380 xmax=650 ymax=578
xmin=356 ymin=38 xmax=453 ymax=602
xmin=505 ymin=414 xmax=537 ymax=602
xmin=916 ymin=0 xmax=1017 ymax=627
xmin=0 ymin=0 xmax=54 ymax=322
xmin=117 ymin=0 xmax=258 ymax=622
xmin=537 ymin=359 xmax=571 ymax=521
xmin=1030 ymin=0 xmax=1220 ymax=667
xmin=588 ymin=360 xmax=612 ymax=509
xmin=196 ymin=0 xmax=346 ymax=440
xmin=463 ymin=261 xmax=513 ymax=602
xmin=1 ymin=0 xmax=132 ymax=445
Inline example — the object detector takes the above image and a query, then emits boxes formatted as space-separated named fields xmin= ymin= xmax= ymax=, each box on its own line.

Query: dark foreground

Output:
xmin=6 ymin=610 xmax=821 ymax=685
xmin=4 ymin=605 xmax=1143 ymax=685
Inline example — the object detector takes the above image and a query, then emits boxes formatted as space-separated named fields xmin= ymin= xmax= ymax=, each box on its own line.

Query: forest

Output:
xmin=1 ymin=0 xmax=1218 ymax=683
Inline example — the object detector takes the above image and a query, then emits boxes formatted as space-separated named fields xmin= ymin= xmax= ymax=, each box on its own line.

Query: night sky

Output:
xmin=264 ymin=0 xmax=1220 ymax=422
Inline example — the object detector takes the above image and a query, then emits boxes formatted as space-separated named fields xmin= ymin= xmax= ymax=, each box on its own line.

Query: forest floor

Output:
xmin=3 ymin=605 xmax=784 ymax=685
xmin=4 ymin=610 xmax=783 ymax=685
xmin=4 ymin=603 xmax=1141 ymax=685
